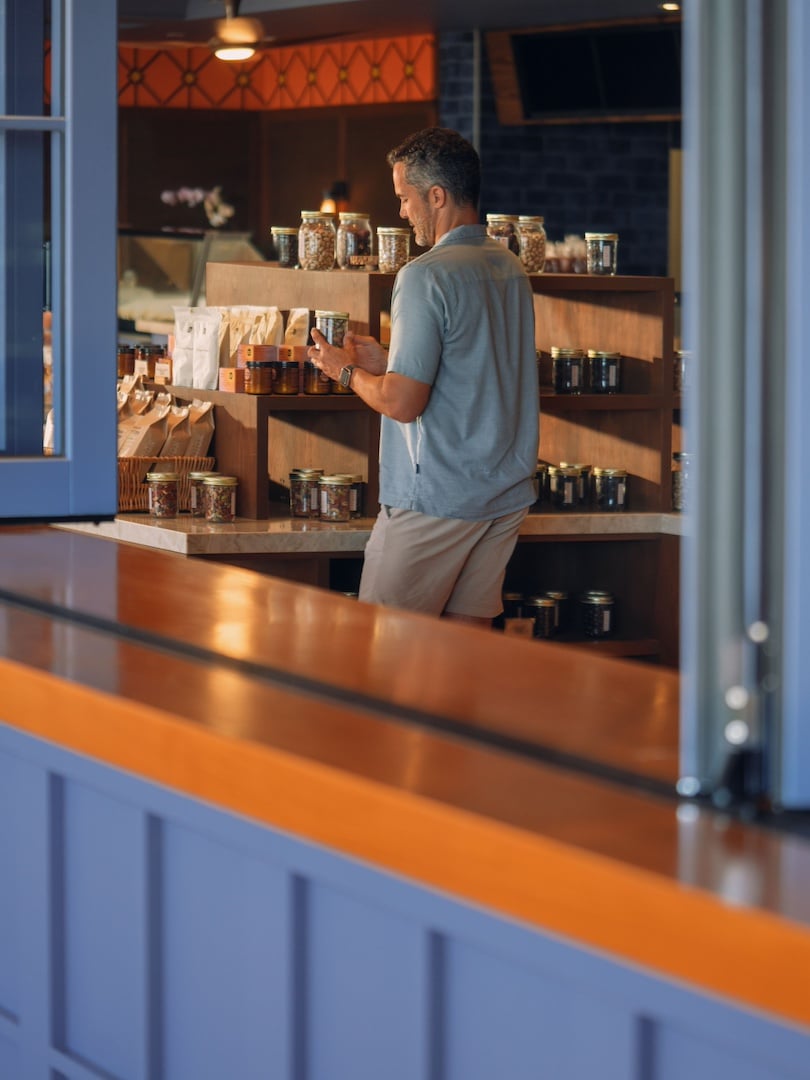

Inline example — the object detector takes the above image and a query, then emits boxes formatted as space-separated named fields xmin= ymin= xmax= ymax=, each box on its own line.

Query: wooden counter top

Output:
xmin=1 ymin=524 xmax=808 ymax=1031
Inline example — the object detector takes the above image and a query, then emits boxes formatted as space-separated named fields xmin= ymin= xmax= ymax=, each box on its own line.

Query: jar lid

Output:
xmin=318 ymin=474 xmax=353 ymax=485
xmin=585 ymin=232 xmax=619 ymax=241
xmin=338 ymin=211 xmax=370 ymax=220
xmin=377 ymin=226 xmax=410 ymax=234
xmin=146 ymin=472 xmax=180 ymax=481
xmin=544 ymin=590 xmax=568 ymax=600
xmin=592 ymin=467 xmax=628 ymax=477
xmin=202 ymin=475 xmax=239 ymax=486
xmin=315 ymin=310 xmax=350 ymax=320
xmin=301 ymin=210 xmax=335 ymax=219
xmin=188 ymin=471 xmax=221 ymax=480
xmin=246 ymin=360 xmax=273 ymax=368
xmin=559 ymin=461 xmax=591 ymax=472
xmin=117 ymin=344 xmax=135 ymax=354
xmin=550 ymin=347 xmax=585 ymax=358
xmin=524 ymin=595 xmax=556 ymax=608
xmin=548 ymin=465 xmax=580 ymax=477
xmin=332 ymin=472 xmax=363 ymax=482
xmin=582 ymin=593 xmax=614 ymax=605
xmin=587 ymin=350 xmax=622 ymax=359
xmin=290 ymin=468 xmax=324 ymax=477
xmin=517 ymin=215 xmax=545 ymax=224
xmin=502 ymin=591 xmax=524 ymax=601
xmin=582 ymin=588 xmax=614 ymax=599
xmin=486 ymin=213 xmax=518 ymax=222
xmin=535 ymin=462 xmax=549 ymax=473
xmin=271 ymin=226 xmax=297 ymax=235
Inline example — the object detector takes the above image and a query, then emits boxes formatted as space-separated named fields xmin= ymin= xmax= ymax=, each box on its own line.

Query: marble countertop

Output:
xmin=61 ymin=510 xmax=686 ymax=555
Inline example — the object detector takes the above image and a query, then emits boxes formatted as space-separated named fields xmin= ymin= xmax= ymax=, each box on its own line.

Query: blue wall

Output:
xmin=2 ymin=723 xmax=808 ymax=1080
xmin=438 ymin=31 xmax=679 ymax=278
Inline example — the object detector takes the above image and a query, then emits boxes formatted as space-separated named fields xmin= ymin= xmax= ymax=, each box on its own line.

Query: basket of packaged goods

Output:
xmin=117 ymin=455 xmax=216 ymax=513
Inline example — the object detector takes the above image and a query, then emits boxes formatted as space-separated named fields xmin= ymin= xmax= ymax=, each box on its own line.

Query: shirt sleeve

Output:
xmin=385 ymin=261 xmax=443 ymax=386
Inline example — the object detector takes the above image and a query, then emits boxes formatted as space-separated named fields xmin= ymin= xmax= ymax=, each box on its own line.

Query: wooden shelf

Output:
xmin=540 ymin=392 xmax=666 ymax=411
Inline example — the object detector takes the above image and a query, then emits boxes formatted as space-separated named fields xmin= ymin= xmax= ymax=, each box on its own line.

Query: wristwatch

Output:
xmin=338 ymin=364 xmax=356 ymax=389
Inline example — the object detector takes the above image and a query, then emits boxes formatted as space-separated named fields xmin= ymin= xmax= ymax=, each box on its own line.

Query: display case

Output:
xmin=117 ymin=229 xmax=264 ymax=334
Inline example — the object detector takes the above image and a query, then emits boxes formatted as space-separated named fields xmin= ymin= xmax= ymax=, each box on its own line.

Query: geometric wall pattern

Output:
xmin=118 ymin=35 xmax=435 ymax=110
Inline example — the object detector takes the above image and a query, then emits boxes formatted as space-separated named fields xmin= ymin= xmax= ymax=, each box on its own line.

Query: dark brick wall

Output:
xmin=438 ymin=31 xmax=680 ymax=278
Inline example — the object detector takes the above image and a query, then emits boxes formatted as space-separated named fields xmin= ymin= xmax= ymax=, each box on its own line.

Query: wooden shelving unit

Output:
xmin=201 ymin=264 xmax=680 ymax=665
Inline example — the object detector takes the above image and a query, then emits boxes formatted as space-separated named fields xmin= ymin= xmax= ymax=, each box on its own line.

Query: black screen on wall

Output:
xmin=512 ymin=22 xmax=681 ymax=122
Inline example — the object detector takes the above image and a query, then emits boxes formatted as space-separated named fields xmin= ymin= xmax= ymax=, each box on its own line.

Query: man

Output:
xmin=308 ymin=127 xmax=539 ymax=627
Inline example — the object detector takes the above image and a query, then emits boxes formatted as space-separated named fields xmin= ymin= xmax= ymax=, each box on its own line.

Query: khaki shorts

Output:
xmin=358 ymin=505 xmax=528 ymax=618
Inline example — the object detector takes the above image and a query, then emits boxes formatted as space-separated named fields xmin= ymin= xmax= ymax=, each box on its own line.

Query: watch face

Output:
xmin=340 ymin=365 xmax=353 ymax=387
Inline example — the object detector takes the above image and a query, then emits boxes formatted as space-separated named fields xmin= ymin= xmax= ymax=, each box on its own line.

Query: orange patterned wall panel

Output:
xmin=118 ymin=35 xmax=435 ymax=110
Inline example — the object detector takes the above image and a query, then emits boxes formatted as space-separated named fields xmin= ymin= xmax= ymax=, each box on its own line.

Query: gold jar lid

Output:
xmin=548 ymin=465 xmax=581 ymax=477
xmin=587 ymin=350 xmax=622 ymax=359
xmin=146 ymin=472 xmax=180 ymax=482
xmin=202 ymin=475 xmax=238 ymax=486
xmin=314 ymin=310 xmax=350 ymax=320
xmin=377 ymin=227 xmax=410 ymax=234
xmin=486 ymin=213 xmax=518 ymax=222
xmin=550 ymin=347 xmax=585 ymax=358
xmin=332 ymin=472 xmax=363 ymax=483
xmin=188 ymin=471 xmax=221 ymax=481
xmin=524 ymin=595 xmax=556 ymax=608
xmin=318 ymin=474 xmax=353 ymax=485
xmin=271 ymin=226 xmax=297 ymax=235
xmin=592 ymin=467 xmax=628 ymax=477
xmin=544 ymin=590 xmax=568 ymax=600
xmin=559 ymin=461 xmax=591 ymax=472
xmin=585 ymin=232 xmax=619 ymax=241
xmin=301 ymin=210 xmax=334 ymax=219
xmin=517 ymin=215 xmax=545 ymax=224
xmin=338 ymin=211 xmax=370 ymax=221
xmin=582 ymin=589 xmax=614 ymax=602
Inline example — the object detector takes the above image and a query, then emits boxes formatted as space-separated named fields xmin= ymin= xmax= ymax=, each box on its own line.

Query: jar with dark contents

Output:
xmin=244 ymin=360 xmax=273 ymax=394
xmin=585 ymin=232 xmax=619 ymax=275
xmin=377 ymin=227 xmax=410 ymax=273
xmin=298 ymin=211 xmax=336 ymax=271
xmin=318 ymin=474 xmax=353 ymax=522
xmin=592 ymin=467 xmax=628 ymax=512
xmin=672 ymin=451 xmax=691 ymax=512
xmin=289 ymin=468 xmax=323 ymax=518
xmin=302 ymin=361 xmax=332 ymax=395
xmin=532 ymin=462 xmax=549 ymax=510
xmin=551 ymin=347 xmax=585 ymax=394
xmin=516 ymin=215 xmax=547 ymax=273
xmin=581 ymin=590 xmax=615 ymax=638
xmin=272 ymin=360 xmax=300 ymax=395
xmin=146 ymin=471 xmax=180 ymax=518
xmin=485 ymin=214 xmax=520 ymax=256
xmin=188 ymin=471 xmax=221 ymax=517
xmin=548 ymin=465 xmax=580 ymax=510
xmin=331 ymin=473 xmax=364 ymax=517
xmin=117 ymin=344 xmax=135 ymax=378
xmin=271 ymin=226 xmax=298 ymax=269
xmin=560 ymin=462 xmax=592 ymax=505
xmin=502 ymin=592 xmax=524 ymax=619
xmin=543 ymin=590 xmax=569 ymax=632
xmin=336 ymin=212 xmax=372 ymax=269
xmin=523 ymin=595 xmax=557 ymax=639
xmin=202 ymin=475 xmax=238 ymax=524
xmin=587 ymin=350 xmax=622 ymax=394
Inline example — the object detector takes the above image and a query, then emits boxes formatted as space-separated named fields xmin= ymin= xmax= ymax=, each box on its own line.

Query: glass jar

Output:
xmin=318 ymin=474 xmax=353 ymax=522
xmin=244 ymin=360 xmax=273 ymax=394
xmin=592 ymin=467 xmax=628 ymax=512
xmin=188 ymin=471 xmax=221 ymax=517
xmin=485 ymin=213 xmax=520 ymax=255
xmin=298 ymin=211 xmax=336 ymax=271
xmin=146 ymin=471 xmax=179 ymax=518
xmin=672 ymin=451 xmax=691 ymax=512
xmin=336 ymin=212 xmax=372 ymax=269
xmin=581 ymin=590 xmax=615 ymax=638
xmin=271 ymin=226 xmax=298 ymax=269
xmin=559 ymin=462 xmax=592 ymax=505
xmin=289 ymin=468 xmax=323 ymax=518
xmin=302 ymin=361 xmax=331 ymax=395
xmin=117 ymin=344 xmax=135 ymax=378
xmin=551 ymin=347 xmax=585 ymax=394
xmin=202 ymin=475 xmax=238 ymax=523
xmin=587 ymin=350 xmax=622 ymax=394
xmin=502 ymin=592 xmax=524 ymax=619
xmin=523 ymin=595 xmax=557 ymax=639
xmin=543 ymin=590 xmax=569 ymax=632
xmin=532 ymin=462 xmax=549 ymax=510
xmin=134 ymin=344 xmax=164 ymax=379
xmin=377 ymin=227 xmax=410 ymax=273
xmin=272 ymin=360 xmax=300 ymax=395
xmin=548 ymin=465 xmax=580 ymax=510
xmin=585 ymin=232 xmax=619 ymax=275
xmin=516 ymin=215 xmax=547 ymax=273
xmin=674 ymin=349 xmax=691 ymax=393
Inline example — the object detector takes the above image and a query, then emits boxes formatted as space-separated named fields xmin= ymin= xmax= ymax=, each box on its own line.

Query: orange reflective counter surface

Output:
xmin=0 ymin=525 xmax=809 ymax=1029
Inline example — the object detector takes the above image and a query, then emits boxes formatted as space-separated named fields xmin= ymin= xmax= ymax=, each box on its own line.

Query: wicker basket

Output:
xmin=118 ymin=456 xmax=216 ymax=513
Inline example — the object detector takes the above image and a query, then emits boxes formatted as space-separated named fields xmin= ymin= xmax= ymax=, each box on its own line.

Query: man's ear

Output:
xmin=429 ymin=184 xmax=447 ymax=208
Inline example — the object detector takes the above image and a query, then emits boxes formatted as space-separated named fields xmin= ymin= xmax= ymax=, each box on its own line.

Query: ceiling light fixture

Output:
xmin=657 ymin=1 xmax=681 ymax=10
xmin=214 ymin=43 xmax=256 ymax=62
xmin=211 ymin=0 xmax=262 ymax=63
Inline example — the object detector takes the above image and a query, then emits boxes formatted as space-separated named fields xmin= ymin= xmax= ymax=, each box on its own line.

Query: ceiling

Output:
xmin=118 ymin=0 xmax=673 ymax=49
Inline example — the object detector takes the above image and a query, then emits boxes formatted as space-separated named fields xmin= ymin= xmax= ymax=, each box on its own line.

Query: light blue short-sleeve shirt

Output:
xmin=379 ymin=224 xmax=539 ymax=521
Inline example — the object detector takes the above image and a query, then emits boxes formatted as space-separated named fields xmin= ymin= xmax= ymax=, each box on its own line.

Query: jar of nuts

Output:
xmin=377 ymin=227 xmax=410 ymax=273
xmin=336 ymin=212 xmax=372 ymax=269
xmin=298 ymin=211 xmax=336 ymax=271
xmin=516 ymin=215 xmax=547 ymax=273
xmin=202 ymin=475 xmax=239 ymax=523
xmin=318 ymin=474 xmax=354 ymax=522
xmin=146 ymin=471 xmax=180 ymax=518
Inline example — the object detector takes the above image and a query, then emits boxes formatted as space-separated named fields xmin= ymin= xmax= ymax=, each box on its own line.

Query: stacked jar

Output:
xmin=336 ymin=212 xmax=372 ymax=269
xmin=298 ymin=211 xmax=336 ymax=270
xmin=516 ymin=215 xmax=546 ymax=273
